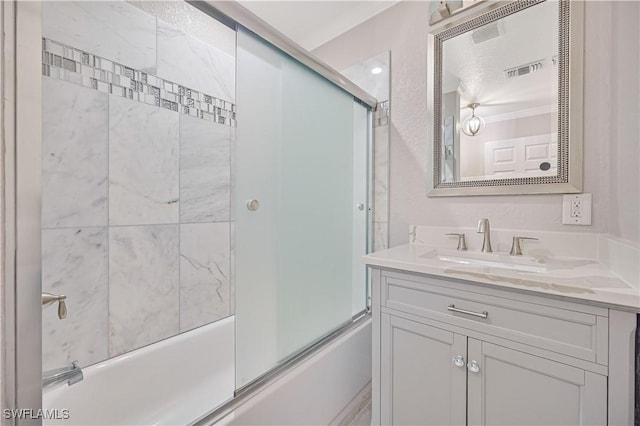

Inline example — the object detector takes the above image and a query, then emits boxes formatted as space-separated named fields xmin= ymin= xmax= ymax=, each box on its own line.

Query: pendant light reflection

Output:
xmin=461 ymin=103 xmax=485 ymax=136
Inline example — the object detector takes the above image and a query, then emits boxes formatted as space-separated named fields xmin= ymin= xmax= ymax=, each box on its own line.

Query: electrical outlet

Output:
xmin=562 ymin=193 xmax=592 ymax=225
xmin=570 ymin=200 xmax=582 ymax=218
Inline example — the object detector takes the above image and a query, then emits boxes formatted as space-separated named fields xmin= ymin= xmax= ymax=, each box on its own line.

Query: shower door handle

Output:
xmin=247 ymin=199 xmax=260 ymax=211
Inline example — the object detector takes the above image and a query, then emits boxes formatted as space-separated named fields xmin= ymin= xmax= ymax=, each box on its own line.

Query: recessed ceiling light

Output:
xmin=371 ymin=67 xmax=382 ymax=75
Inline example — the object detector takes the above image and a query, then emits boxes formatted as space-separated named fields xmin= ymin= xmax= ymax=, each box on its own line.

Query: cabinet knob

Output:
xmin=452 ymin=355 xmax=465 ymax=368
xmin=467 ymin=360 xmax=480 ymax=374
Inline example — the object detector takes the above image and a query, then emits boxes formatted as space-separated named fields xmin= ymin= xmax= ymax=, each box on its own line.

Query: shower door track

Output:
xmin=187 ymin=0 xmax=378 ymax=109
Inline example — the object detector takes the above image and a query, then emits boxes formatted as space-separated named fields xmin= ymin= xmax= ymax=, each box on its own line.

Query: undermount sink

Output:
xmin=420 ymin=248 xmax=548 ymax=273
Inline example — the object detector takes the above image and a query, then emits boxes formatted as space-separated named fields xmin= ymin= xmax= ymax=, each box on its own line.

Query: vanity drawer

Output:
xmin=381 ymin=271 xmax=609 ymax=364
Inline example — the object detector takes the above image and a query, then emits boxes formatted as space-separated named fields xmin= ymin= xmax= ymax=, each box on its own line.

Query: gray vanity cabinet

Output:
xmin=380 ymin=314 xmax=466 ymax=425
xmin=371 ymin=268 xmax=629 ymax=426
xmin=466 ymin=339 xmax=606 ymax=426
xmin=379 ymin=314 xmax=606 ymax=425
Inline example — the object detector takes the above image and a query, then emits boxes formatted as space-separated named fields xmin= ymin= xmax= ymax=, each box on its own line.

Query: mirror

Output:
xmin=427 ymin=0 xmax=584 ymax=196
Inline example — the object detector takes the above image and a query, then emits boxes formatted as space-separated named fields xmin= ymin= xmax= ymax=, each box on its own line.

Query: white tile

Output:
xmin=157 ymin=20 xmax=235 ymax=103
xmin=373 ymin=222 xmax=389 ymax=252
xmin=229 ymin=126 xmax=237 ymax=222
xmin=129 ymin=1 xmax=236 ymax=58
xmin=42 ymin=228 xmax=109 ymax=370
xmin=109 ymin=96 xmax=179 ymax=226
xmin=180 ymin=116 xmax=231 ymax=223
xmin=43 ymin=1 xmax=157 ymax=73
xmin=598 ymin=235 xmax=640 ymax=289
xmin=109 ymin=225 xmax=180 ymax=356
xmin=180 ymin=223 xmax=231 ymax=332
xmin=373 ymin=124 xmax=390 ymax=223
xmin=229 ymin=221 xmax=236 ymax=315
xmin=42 ymin=78 xmax=108 ymax=228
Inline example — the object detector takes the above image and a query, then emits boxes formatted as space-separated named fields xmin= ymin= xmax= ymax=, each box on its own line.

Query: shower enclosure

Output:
xmin=2 ymin=1 xmax=375 ymax=423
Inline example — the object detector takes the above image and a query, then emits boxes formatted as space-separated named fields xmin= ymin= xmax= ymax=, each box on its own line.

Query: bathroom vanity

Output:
xmin=365 ymin=227 xmax=639 ymax=426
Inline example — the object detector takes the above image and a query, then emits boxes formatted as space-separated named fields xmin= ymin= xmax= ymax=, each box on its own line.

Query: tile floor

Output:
xmin=348 ymin=400 xmax=372 ymax=426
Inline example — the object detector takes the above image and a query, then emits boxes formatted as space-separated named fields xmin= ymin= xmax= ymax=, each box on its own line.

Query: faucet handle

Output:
xmin=445 ymin=233 xmax=467 ymax=251
xmin=42 ymin=292 xmax=67 ymax=319
xmin=477 ymin=218 xmax=490 ymax=232
xmin=510 ymin=236 xmax=539 ymax=256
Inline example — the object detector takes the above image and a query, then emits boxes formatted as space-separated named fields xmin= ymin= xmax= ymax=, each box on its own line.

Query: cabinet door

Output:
xmin=467 ymin=339 xmax=607 ymax=426
xmin=380 ymin=314 xmax=466 ymax=425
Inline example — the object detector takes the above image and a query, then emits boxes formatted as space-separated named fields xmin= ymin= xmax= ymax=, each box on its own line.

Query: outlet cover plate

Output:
xmin=562 ymin=193 xmax=592 ymax=225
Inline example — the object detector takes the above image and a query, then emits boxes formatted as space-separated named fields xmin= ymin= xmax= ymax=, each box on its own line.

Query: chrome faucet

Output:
xmin=42 ymin=361 xmax=83 ymax=391
xmin=42 ymin=292 xmax=67 ymax=319
xmin=476 ymin=218 xmax=492 ymax=253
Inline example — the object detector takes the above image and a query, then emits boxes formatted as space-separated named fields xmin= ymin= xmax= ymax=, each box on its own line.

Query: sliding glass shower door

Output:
xmin=234 ymin=29 xmax=370 ymax=389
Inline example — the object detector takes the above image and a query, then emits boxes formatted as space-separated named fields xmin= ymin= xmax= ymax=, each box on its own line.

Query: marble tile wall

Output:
xmin=179 ymin=223 xmax=231 ymax=332
xmin=108 ymin=97 xmax=180 ymax=226
xmin=373 ymin=122 xmax=390 ymax=252
xmin=42 ymin=79 xmax=108 ymax=229
xmin=43 ymin=1 xmax=157 ymax=73
xmin=180 ymin=115 xmax=231 ymax=223
xmin=41 ymin=0 xmax=235 ymax=369
xmin=42 ymin=228 xmax=109 ymax=370
xmin=109 ymin=225 xmax=180 ymax=357
xmin=157 ymin=20 xmax=236 ymax=103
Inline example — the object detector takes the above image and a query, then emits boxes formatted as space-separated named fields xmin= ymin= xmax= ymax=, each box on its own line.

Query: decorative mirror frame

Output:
xmin=427 ymin=0 xmax=584 ymax=196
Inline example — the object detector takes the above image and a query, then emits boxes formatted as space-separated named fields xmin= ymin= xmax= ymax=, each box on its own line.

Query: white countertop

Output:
xmin=364 ymin=243 xmax=640 ymax=312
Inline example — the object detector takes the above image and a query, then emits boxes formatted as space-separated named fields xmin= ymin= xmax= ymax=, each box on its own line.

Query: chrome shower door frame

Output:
xmin=3 ymin=2 xmax=43 ymax=425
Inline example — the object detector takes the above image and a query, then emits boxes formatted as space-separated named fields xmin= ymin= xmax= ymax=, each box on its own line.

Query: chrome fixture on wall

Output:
xmin=42 ymin=361 xmax=83 ymax=391
xmin=510 ymin=236 xmax=539 ymax=256
xmin=429 ymin=0 xmax=485 ymax=26
xmin=445 ymin=233 xmax=467 ymax=251
xmin=42 ymin=292 xmax=67 ymax=319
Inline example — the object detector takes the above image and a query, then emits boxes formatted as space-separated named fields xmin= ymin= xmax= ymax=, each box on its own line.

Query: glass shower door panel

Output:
xmin=234 ymin=30 xmax=281 ymax=388
xmin=276 ymin=56 xmax=355 ymax=360
xmin=235 ymin=29 xmax=367 ymax=388
xmin=352 ymin=102 xmax=369 ymax=316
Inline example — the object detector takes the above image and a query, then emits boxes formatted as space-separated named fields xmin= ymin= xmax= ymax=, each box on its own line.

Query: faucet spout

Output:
xmin=42 ymin=361 xmax=83 ymax=392
xmin=476 ymin=218 xmax=493 ymax=253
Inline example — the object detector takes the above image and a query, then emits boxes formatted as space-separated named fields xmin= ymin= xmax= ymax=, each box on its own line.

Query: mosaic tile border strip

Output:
xmin=42 ymin=38 xmax=236 ymax=127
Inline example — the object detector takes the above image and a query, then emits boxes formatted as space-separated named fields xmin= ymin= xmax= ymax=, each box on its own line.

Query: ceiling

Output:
xmin=443 ymin=0 xmax=558 ymax=119
xmin=237 ymin=1 xmax=398 ymax=51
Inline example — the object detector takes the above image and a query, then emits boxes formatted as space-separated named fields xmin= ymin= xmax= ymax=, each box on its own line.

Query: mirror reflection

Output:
xmin=440 ymin=1 xmax=558 ymax=183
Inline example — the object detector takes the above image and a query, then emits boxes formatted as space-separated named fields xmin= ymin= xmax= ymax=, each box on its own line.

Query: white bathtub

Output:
xmin=214 ymin=319 xmax=372 ymax=426
xmin=43 ymin=316 xmax=235 ymax=426
xmin=43 ymin=315 xmax=372 ymax=426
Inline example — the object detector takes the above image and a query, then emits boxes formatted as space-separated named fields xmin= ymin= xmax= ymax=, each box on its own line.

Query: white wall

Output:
xmin=608 ymin=0 xmax=640 ymax=243
xmin=313 ymin=1 xmax=640 ymax=246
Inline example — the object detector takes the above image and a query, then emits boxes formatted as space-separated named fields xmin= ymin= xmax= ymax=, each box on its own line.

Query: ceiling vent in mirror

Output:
xmin=504 ymin=60 xmax=545 ymax=79
xmin=471 ymin=22 xmax=503 ymax=45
